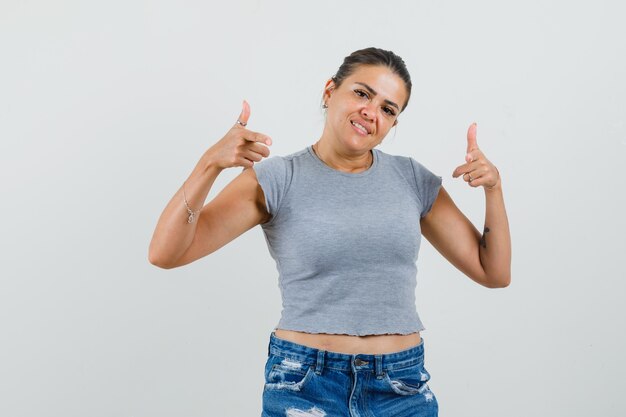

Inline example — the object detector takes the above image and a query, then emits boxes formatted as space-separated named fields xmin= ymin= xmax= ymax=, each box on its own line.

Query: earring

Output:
xmin=322 ymin=103 xmax=328 ymax=109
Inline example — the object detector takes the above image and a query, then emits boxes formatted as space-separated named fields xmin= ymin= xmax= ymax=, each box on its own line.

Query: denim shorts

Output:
xmin=262 ymin=331 xmax=438 ymax=417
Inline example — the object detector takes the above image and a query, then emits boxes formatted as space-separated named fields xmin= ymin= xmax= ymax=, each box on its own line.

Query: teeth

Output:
xmin=351 ymin=121 xmax=368 ymax=134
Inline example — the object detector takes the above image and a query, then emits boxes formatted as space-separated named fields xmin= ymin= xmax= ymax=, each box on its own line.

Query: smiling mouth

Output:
xmin=350 ymin=120 xmax=369 ymax=135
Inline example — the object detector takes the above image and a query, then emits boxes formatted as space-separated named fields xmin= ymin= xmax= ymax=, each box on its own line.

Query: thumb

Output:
xmin=237 ymin=99 xmax=250 ymax=126
xmin=466 ymin=122 xmax=478 ymax=155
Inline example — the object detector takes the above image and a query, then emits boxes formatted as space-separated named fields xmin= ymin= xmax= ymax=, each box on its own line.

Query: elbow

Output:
xmin=148 ymin=239 xmax=182 ymax=269
xmin=486 ymin=275 xmax=511 ymax=289
xmin=148 ymin=251 xmax=176 ymax=270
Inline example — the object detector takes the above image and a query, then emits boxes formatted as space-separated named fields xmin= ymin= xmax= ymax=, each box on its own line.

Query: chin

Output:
xmin=341 ymin=140 xmax=370 ymax=153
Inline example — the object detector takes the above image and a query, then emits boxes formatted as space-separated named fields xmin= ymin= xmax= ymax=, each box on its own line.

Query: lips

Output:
xmin=350 ymin=119 xmax=372 ymax=135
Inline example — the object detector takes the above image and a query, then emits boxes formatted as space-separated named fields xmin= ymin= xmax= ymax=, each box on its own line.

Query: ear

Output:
xmin=392 ymin=119 xmax=398 ymax=127
xmin=323 ymin=78 xmax=336 ymax=101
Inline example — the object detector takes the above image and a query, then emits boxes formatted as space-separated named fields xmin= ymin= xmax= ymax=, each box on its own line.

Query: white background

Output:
xmin=1 ymin=0 xmax=625 ymax=416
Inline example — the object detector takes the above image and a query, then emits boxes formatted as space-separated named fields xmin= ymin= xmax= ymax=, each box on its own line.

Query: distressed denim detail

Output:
xmin=383 ymin=362 xmax=435 ymax=400
xmin=261 ymin=331 xmax=438 ymax=417
xmin=264 ymin=357 xmax=316 ymax=392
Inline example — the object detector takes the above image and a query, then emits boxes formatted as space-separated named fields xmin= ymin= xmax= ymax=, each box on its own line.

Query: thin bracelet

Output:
xmin=183 ymin=180 xmax=201 ymax=223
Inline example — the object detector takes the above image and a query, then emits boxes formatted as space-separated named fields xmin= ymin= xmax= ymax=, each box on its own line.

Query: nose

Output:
xmin=360 ymin=104 xmax=376 ymax=122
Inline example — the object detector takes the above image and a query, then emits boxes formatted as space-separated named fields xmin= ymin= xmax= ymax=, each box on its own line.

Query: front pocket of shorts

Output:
xmin=264 ymin=356 xmax=315 ymax=392
xmin=383 ymin=363 xmax=432 ymax=396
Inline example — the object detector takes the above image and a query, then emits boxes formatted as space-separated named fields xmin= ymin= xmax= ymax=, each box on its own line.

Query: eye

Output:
xmin=354 ymin=89 xmax=369 ymax=99
xmin=384 ymin=107 xmax=396 ymax=116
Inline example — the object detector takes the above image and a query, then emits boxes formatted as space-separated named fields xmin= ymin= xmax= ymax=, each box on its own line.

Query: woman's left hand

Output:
xmin=452 ymin=123 xmax=501 ymax=190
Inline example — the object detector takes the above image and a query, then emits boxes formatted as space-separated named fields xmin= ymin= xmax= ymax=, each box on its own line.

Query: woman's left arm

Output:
xmin=420 ymin=123 xmax=511 ymax=288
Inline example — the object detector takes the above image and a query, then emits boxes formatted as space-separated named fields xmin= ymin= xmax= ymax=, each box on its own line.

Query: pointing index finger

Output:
xmin=242 ymin=128 xmax=272 ymax=146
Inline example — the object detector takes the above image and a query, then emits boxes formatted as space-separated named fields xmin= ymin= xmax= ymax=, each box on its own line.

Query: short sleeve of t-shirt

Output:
xmin=252 ymin=156 xmax=288 ymax=221
xmin=410 ymin=157 xmax=443 ymax=218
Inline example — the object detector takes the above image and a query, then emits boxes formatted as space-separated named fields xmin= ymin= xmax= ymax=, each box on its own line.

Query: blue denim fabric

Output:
xmin=262 ymin=331 xmax=438 ymax=417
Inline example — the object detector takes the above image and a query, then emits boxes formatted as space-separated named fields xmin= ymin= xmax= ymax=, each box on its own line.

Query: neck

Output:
xmin=312 ymin=140 xmax=373 ymax=174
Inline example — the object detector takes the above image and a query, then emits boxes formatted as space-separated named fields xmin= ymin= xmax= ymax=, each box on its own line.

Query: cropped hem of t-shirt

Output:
xmin=252 ymin=145 xmax=442 ymax=336
xmin=274 ymin=321 xmax=425 ymax=337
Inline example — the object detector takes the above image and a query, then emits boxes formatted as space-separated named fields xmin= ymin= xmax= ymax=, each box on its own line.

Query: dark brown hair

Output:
xmin=329 ymin=47 xmax=412 ymax=112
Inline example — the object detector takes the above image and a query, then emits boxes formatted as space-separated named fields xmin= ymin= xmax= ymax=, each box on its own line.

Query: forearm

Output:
xmin=478 ymin=181 xmax=511 ymax=287
xmin=148 ymin=154 xmax=222 ymax=268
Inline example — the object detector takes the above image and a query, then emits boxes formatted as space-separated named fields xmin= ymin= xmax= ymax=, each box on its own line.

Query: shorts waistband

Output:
xmin=267 ymin=331 xmax=426 ymax=377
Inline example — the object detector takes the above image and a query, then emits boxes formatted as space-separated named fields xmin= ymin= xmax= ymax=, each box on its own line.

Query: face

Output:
xmin=323 ymin=65 xmax=407 ymax=154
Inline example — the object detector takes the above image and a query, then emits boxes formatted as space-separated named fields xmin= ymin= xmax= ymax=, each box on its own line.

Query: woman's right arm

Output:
xmin=148 ymin=101 xmax=272 ymax=269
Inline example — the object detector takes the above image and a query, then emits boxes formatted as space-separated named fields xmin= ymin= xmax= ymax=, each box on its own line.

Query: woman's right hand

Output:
xmin=203 ymin=100 xmax=273 ymax=169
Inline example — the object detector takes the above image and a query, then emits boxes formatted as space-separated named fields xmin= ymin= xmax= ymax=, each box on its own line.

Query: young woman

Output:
xmin=149 ymin=47 xmax=511 ymax=417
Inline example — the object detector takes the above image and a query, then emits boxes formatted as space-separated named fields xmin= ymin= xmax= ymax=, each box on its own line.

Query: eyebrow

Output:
xmin=354 ymin=82 xmax=400 ymax=111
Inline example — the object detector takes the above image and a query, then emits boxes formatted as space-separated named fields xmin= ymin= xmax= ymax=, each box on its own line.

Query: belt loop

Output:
xmin=375 ymin=354 xmax=383 ymax=379
xmin=315 ymin=349 xmax=325 ymax=375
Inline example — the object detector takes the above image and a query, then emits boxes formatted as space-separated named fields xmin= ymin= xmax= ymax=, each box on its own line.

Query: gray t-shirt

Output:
xmin=252 ymin=145 xmax=442 ymax=336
